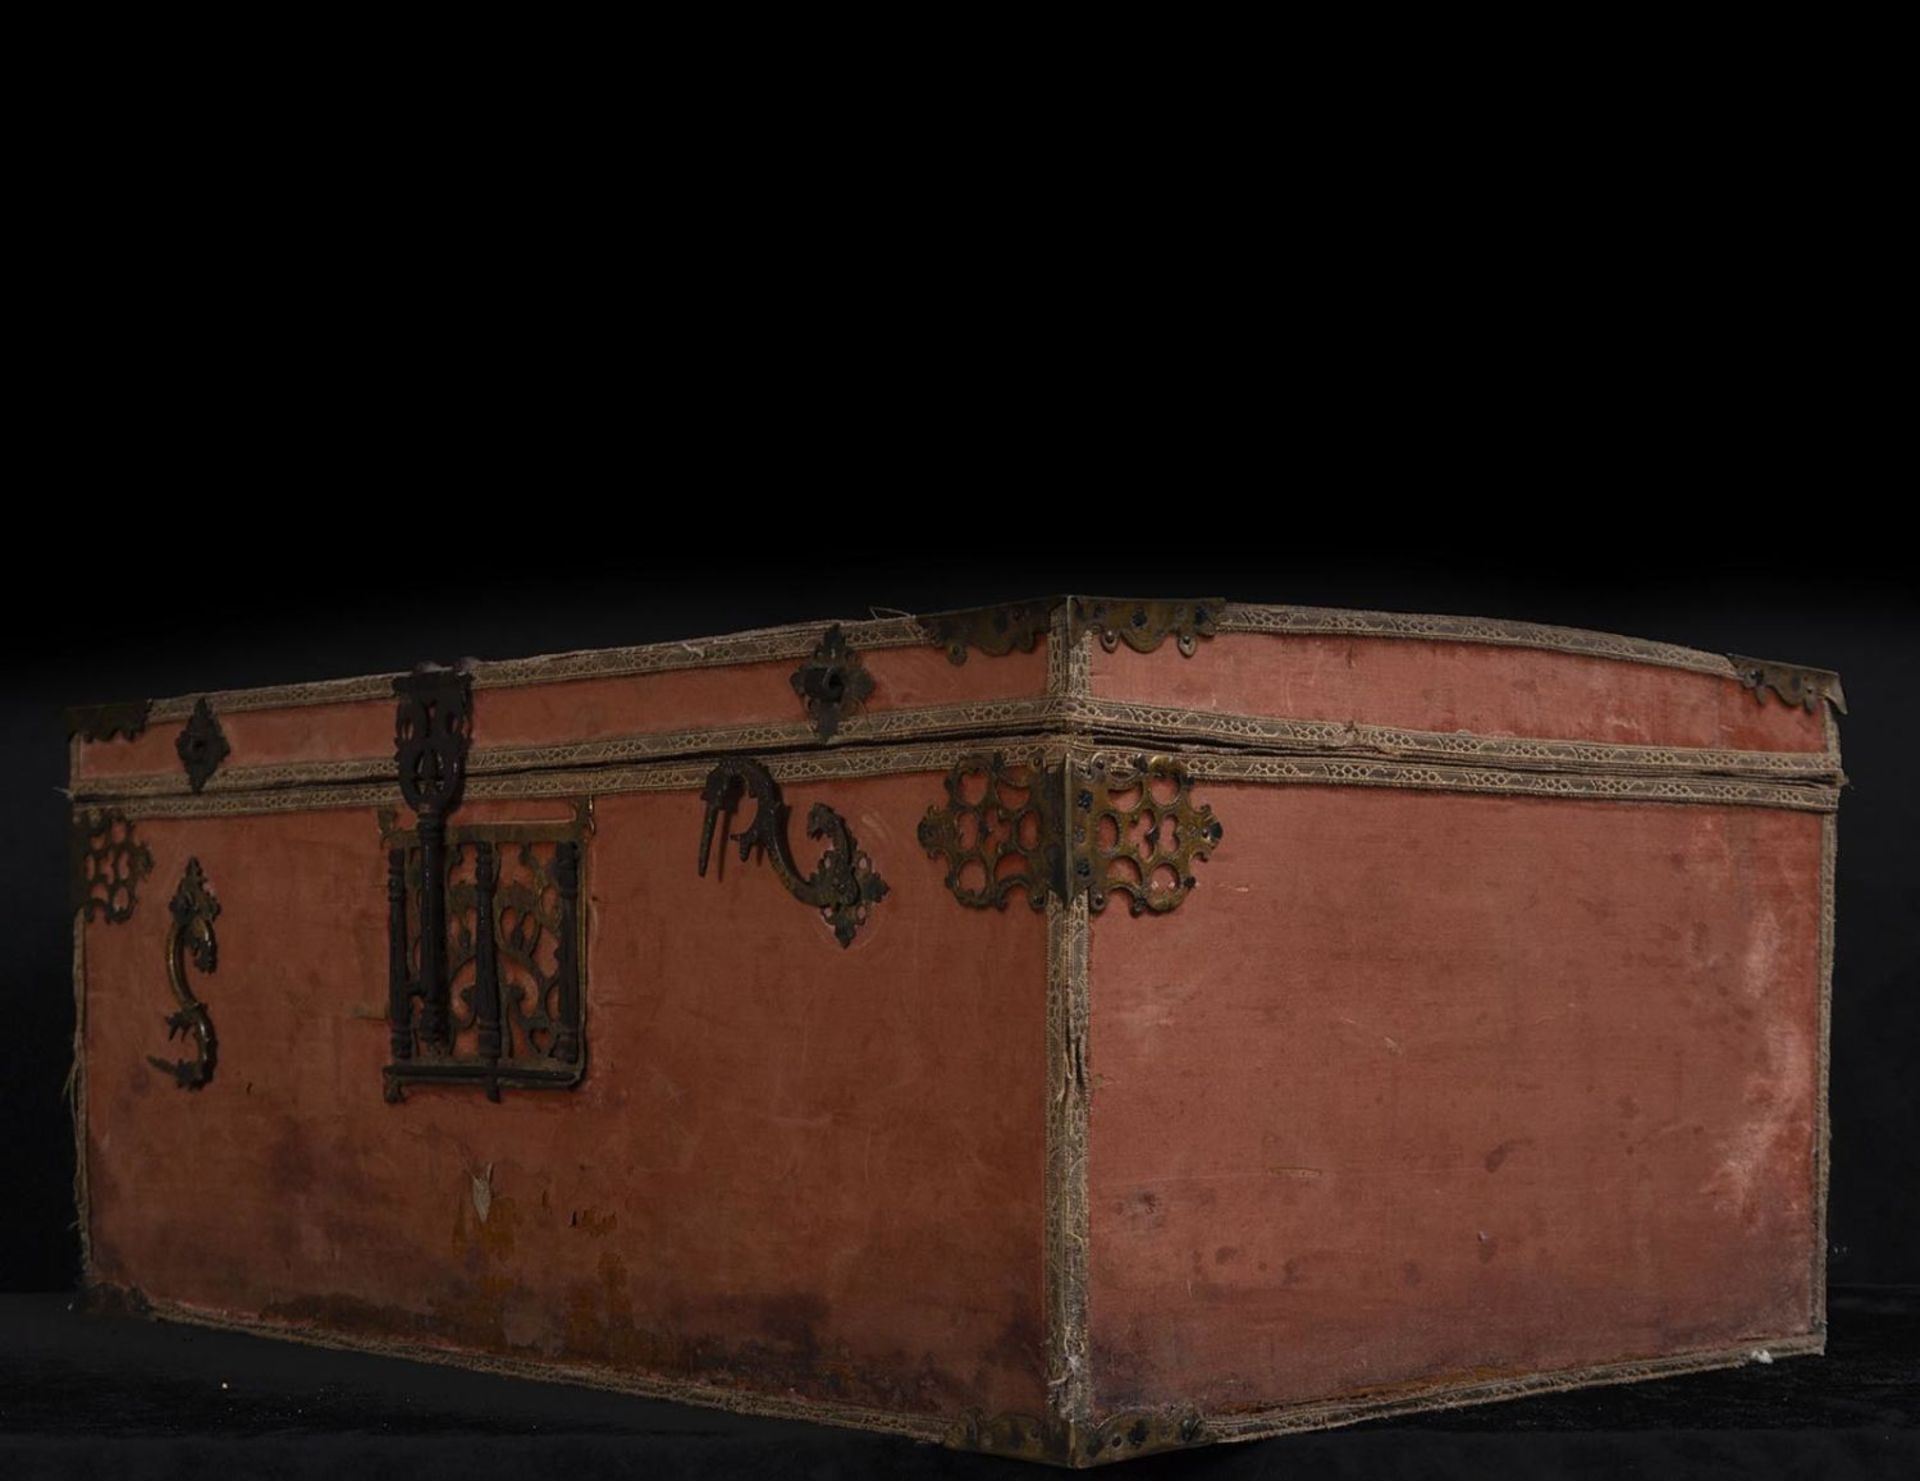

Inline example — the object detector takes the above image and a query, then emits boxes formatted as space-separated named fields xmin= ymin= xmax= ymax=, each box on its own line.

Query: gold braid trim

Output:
xmin=143 ymin=615 xmax=941 ymax=721
xmin=93 ymin=738 xmax=1839 ymax=822
xmin=102 ymin=741 xmax=1061 ymax=820
xmin=68 ymin=914 xmax=90 ymax=1277
xmin=1090 ymin=749 xmax=1840 ymax=813
xmin=125 ymin=599 xmax=1825 ymax=725
xmin=73 ymin=698 xmax=1060 ymax=801
xmin=1061 ymin=699 xmax=1841 ymax=779
xmin=76 ymin=693 xmax=1840 ymax=806
xmin=1044 ymin=892 xmax=1092 ymax=1429
xmin=1214 ymin=602 xmax=1743 ymax=677
xmin=1812 ymin=811 xmax=1836 ymax=1335
xmin=1197 ymin=1334 xmax=1824 ymax=1449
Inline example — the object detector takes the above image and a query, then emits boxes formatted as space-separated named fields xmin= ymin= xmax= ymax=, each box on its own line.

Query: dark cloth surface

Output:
xmin=1 ymin=1288 xmax=1912 ymax=1479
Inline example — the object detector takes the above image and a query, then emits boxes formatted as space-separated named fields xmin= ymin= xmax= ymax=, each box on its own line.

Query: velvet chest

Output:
xmin=66 ymin=597 xmax=1843 ymax=1467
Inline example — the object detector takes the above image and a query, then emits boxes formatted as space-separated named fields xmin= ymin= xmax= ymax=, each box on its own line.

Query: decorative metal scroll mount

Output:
xmin=698 ymin=757 xmax=888 ymax=947
xmin=1728 ymin=655 xmax=1848 ymax=714
xmin=918 ymin=753 xmax=1222 ymax=916
xmin=148 ymin=858 xmax=220 ymax=1090
xmin=790 ymin=624 xmax=874 ymax=740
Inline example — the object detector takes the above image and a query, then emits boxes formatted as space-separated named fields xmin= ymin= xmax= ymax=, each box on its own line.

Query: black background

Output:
xmin=5 ymin=536 xmax=1915 ymax=1475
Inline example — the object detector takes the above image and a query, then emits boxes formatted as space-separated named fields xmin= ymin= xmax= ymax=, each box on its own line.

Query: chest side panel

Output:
xmin=1086 ymin=784 xmax=1823 ymax=1415
xmin=80 ymin=774 xmax=1048 ymax=1420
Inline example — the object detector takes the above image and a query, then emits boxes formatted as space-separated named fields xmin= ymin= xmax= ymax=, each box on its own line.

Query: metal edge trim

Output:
xmin=1185 ymin=1333 xmax=1826 ymax=1453
xmin=1062 ymin=699 xmax=1842 ymax=778
xmin=1812 ymin=811 xmax=1836 ymax=1334
xmin=107 ymin=599 xmax=1843 ymax=722
xmin=73 ymin=699 xmax=1064 ymax=800
xmin=73 ymin=705 xmax=1841 ymax=804
xmin=89 ymin=741 xmax=1843 ymax=822
xmin=69 ymin=914 xmax=90 ymax=1280
xmin=1091 ymin=748 xmax=1841 ymax=815
xmin=1215 ymin=603 xmax=1745 ymax=678
xmin=1044 ymin=889 xmax=1093 ymax=1431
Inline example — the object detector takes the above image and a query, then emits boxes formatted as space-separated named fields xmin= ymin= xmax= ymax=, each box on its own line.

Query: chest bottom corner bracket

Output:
xmin=917 ymin=752 xmax=1222 ymax=915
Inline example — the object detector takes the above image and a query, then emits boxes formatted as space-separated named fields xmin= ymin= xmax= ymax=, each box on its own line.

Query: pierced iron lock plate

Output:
xmin=384 ymin=662 xmax=587 ymax=1102
xmin=382 ymin=802 xmax=591 ymax=1103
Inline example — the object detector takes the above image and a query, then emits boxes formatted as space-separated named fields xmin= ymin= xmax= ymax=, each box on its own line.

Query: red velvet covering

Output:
xmin=73 ymin=618 xmax=1835 ymax=1448
xmin=1088 ymin=785 xmax=1822 ymax=1412
xmin=75 ymin=644 xmax=1049 ymax=781
xmin=1093 ymin=635 xmax=1828 ymax=753
xmin=83 ymin=782 xmax=1048 ymax=1418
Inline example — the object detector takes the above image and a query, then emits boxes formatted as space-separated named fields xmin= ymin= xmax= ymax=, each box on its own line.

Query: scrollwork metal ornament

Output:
xmin=71 ymin=809 xmax=153 ymax=923
xmin=1728 ymin=654 xmax=1848 ymax=714
xmin=383 ymin=802 xmax=590 ymax=1103
xmin=789 ymin=624 xmax=874 ymax=740
xmin=920 ymin=753 xmax=1221 ymax=916
xmin=698 ymin=757 xmax=888 ymax=947
xmin=149 ymin=858 xmax=220 ymax=1090
xmin=175 ymin=698 xmax=231 ymax=793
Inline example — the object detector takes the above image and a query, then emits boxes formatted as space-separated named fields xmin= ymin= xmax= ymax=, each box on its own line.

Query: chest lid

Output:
xmin=67 ymin=595 xmax=1843 ymax=806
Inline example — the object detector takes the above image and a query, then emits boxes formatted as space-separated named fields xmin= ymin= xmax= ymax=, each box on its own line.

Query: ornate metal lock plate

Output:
xmin=383 ymin=663 xmax=589 ymax=1102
